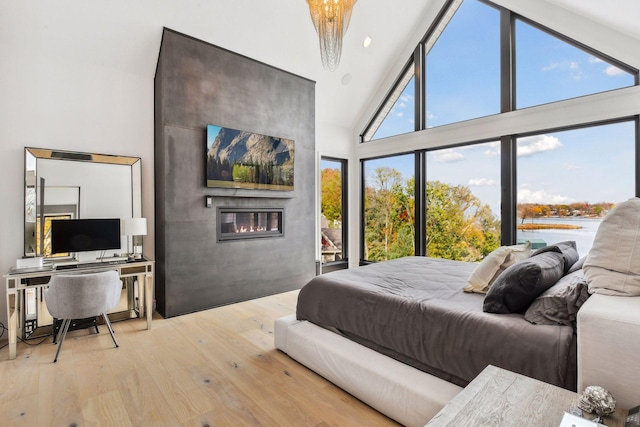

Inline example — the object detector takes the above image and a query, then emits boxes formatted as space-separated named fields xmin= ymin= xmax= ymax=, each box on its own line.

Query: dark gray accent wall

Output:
xmin=154 ymin=28 xmax=316 ymax=317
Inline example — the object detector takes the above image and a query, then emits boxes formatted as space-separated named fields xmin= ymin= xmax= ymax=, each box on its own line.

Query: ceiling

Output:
xmin=6 ymin=0 xmax=639 ymax=134
xmin=157 ymin=0 xmax=639 ymax=133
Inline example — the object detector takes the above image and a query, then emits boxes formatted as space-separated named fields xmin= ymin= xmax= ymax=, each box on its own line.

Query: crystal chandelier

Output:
xmin=306 ymin=0 xmax=357 ymax=71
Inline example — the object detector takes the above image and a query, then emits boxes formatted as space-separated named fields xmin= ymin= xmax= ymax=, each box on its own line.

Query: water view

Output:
xmin=517 ymin=217 xmax=602 ymax=257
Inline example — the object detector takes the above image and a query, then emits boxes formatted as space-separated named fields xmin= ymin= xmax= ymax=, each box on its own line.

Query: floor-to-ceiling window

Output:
xmin=515 ymin=18 xmax=635 ymax=109
xmin=426 ymin=141 xmax=501 ymax=261
xmin=516 ymin=121 xmax=636 ymax=257
xmin=321 ymin=157 xmax=348 ymax=271
xmin=425 ymin=0 xmax=500 ymax=128
xmin=362 ymin=154 xmax=415 ymax=262
xmin=359 ymin=0 xmax=639 ymax=263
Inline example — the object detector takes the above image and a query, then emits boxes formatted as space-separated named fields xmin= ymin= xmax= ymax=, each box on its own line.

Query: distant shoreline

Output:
xmin=517 ymin=223 xmax=582 ymax=230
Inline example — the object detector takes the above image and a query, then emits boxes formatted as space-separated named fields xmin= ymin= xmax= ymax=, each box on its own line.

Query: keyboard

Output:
xmin=55 ymin=260 xmax=127 ymax=270
xmin=55 ymin=264 xmax=78 ymax=270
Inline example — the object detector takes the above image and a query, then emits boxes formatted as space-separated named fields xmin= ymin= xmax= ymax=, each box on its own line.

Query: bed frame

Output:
xmin=275 ymin=293 xmax=640 ymax=427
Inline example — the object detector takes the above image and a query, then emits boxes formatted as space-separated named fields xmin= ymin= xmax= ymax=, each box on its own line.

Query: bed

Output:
xmin=276 ymin=255 xmax=578 ymax=426
xmin=275 ymin=200 xmax=640 ymax=426
xmin=295 ymin=256 xmax=576 ymax=390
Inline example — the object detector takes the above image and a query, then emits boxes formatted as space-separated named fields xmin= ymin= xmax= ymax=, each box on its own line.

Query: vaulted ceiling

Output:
xmin=4 ymin=0 xmax=639 ymax=134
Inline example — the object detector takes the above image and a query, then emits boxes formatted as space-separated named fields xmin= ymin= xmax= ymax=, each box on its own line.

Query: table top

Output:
xmin=5 ymin=257 xmax=154 ymax=279
xmin=427 ymin=365 xmax=627 ymax=427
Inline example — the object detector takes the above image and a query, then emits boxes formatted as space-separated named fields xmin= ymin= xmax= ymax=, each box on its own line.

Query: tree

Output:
xmin=364 ymin=169 xmax=499 ymax=263
xmin=365 ymin=167 xmax=403 ymax=260
xmin=321 ymin=168 xmax=342 ymax=224
xmin=426 ymin=181 xmax=499 ymax=261
xmin=518 ymin=204 xmax=538 ymax=224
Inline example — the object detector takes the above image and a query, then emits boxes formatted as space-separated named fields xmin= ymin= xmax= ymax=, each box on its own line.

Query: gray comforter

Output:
xmin=296 ymin=256 xmax=577 ymax=390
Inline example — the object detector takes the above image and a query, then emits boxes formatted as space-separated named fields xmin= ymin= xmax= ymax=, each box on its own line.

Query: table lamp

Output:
xmin=123 ymin=217 xmax=147 ymax=259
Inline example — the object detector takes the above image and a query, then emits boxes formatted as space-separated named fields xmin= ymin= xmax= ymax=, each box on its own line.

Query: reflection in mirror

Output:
xmin=24 ymin=147 xmax=142 ymax=259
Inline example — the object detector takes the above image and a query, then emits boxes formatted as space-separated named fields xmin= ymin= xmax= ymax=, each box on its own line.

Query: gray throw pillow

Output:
xmin=483 ymin=251 xmax=565 ymax=314
xmin=524 ymin=270 xmax=590 ymax=327
xmin=567 ymin=256 xmax=586 ymax=275
xmin=531 ymin=241 xmax=579 ymax=274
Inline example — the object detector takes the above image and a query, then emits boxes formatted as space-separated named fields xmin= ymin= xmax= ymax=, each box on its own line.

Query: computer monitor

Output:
xmin=50 ymin=218 xmax=121 ymax=255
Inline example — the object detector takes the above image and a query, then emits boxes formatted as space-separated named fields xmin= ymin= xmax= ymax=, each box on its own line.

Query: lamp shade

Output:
xmin=123 ymin=218 xmax=147 ymax=236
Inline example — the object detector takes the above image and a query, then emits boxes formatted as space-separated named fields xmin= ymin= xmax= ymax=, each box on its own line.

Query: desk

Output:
xmin=4 ymin=258 xmax=154 ymax=360
xmin=427 ymin=365 xmax=627 ymax=427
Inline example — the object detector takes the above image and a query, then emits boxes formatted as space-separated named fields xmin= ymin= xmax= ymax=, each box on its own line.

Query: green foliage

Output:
xmin=426 ymin=181 xmax=500 ymax=261
xmin=321 ymin=168 xmax=342 ymax=223
xmin=232 ymin=164 xmax=252 ymax=183
xmin=364 ymin=168 xmax=500 ymax=263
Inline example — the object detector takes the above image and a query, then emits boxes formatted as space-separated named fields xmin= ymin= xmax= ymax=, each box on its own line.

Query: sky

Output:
xmin=206 ymin=124 xmax=222 ymax=150
xmin=356 ymin=0 xmax=636 ymax=216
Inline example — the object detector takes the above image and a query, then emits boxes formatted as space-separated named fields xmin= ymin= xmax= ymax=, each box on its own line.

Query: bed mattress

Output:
xmin=296 ymin=256 xmax=577 ymax=389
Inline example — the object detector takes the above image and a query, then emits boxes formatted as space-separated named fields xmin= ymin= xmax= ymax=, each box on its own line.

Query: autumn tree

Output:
xmin=518 ymin=204 xmax=539 ymax=224
xmin=364 ymin=169 xmax=499 ymax=263
xmin=426 ymin=181 xmax=500 ymax=261
xmin=321 ymin=168 xmax=342 ymax=225
xmin=364 ymin=167 xmax=405 ymax=261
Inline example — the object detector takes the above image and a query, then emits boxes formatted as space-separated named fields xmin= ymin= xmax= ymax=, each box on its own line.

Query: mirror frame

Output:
xmin=24 ymin=147 xmax=142 ymax=258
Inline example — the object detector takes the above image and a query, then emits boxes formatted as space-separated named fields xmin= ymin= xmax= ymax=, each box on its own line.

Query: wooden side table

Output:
xmin=427 ymin=365 xmax=627 ymax=427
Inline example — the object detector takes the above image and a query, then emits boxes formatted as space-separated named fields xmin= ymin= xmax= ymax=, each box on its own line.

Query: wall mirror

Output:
xmin=24 ymin=147 xmax=142 ymax=259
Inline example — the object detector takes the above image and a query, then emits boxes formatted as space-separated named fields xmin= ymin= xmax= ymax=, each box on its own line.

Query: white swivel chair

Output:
xmin=44 ymin=270 xmax=122 ymax=362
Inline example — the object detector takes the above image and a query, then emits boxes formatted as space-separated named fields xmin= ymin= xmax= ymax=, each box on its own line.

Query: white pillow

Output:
xmin=584 ymin=197 xmax=640 ymax=296
xmin=464 ymin=241 xmax=532 ymax=294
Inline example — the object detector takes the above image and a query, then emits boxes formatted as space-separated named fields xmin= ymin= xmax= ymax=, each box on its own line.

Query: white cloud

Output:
xmin=469 ymin=178 xmax=497 ymax=187
xmin=605 ymin=65 xmax=625 ymax=76
xmin=569 ymin=61 xmax=579 ymax=70
xmin=483 ymin=141 xmax=500 ymax=157
xmin=572 ymin=71 xmax=585 ymax=81
xmin=433 ymin=149 xmax=464 ymax=163
xmin=543 ymin=62 xmax=558 ymax=72
xmin=518 ymin=188 xmax=575 ymax=204
xmin=589 ymin=56 xmax=603 ymax=64
xmin=395 ymin=111 xmax=404 ymax=118
xmin=565 ymin=162 xmax=581 ymax=171
xmin=517 ymin=135 xmax=563 ymax=157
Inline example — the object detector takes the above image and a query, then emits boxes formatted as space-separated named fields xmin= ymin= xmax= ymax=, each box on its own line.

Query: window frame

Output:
xmin=320 ymin=156 xmax=349 ymax=272
xmin=358 ymin=0 xmax=640 ymax=262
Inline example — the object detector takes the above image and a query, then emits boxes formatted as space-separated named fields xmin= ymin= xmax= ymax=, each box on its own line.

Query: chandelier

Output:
xmin=306 ymin=0 xmax=357 ymax=71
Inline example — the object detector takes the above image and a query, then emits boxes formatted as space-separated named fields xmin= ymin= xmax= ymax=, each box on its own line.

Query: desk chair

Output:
xmin=44 ymin=270 xmax=122 ymax=362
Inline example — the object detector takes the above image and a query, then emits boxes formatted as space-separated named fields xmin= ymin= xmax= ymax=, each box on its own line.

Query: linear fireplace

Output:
xmin=217 ymin=207 xmax=284 ymax=241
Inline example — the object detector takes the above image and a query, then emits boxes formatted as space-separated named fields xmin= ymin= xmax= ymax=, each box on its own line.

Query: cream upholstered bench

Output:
xmin=577 ymin=293 xmax=640 ymax=410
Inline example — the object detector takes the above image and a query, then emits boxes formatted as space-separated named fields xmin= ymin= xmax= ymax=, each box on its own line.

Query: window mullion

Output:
xmin=500 ymin=7 xmax=514 ymax=113
xmin=414 ymin=44 xmax=425 ymax=131
xmin=500 ymin=135 xmax=516 ymax=245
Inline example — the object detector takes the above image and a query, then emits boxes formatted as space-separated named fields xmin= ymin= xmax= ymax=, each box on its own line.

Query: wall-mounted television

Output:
xmin=206 ymin=124 xmax=294 ymax=191
xmin=50 ymin=218 xmax=121 ymax=254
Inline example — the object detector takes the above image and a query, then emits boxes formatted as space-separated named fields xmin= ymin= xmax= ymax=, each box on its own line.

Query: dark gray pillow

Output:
xmin=524 ymin=270 xmax=591 ymax=327
xmin=531 ymin=241 xmax=579 ymax=274
xmin=483 ymin=251 xmax=565 ymax=314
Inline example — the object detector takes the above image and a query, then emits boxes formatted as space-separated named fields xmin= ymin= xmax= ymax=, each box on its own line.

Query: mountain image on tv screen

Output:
xmin=206 ymin=124 xmax=294 ymax=191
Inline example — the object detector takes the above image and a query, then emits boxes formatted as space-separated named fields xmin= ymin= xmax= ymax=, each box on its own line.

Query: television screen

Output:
xmin=206 ymin=124 xmax=294 ymax=191
xmin=50 ymin=218 xmax=121 ymax=254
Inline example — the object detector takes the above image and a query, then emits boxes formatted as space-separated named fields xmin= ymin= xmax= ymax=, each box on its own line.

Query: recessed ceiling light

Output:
xmin=363 ymin=36 xmax=372 ymax=48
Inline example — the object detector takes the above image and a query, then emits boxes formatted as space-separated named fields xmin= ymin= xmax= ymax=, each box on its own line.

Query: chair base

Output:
xmin=52 ymin=317 xmax=99 ymax=344
xmin=53 ymin=313 xmax=119 ymax=363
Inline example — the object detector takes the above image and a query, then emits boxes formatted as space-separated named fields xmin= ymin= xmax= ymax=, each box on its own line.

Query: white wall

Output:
xmin=0 ymin=4 xmax=157 ymax=329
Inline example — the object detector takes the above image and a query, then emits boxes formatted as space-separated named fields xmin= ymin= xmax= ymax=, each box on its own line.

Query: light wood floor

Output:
xmin=0 ymin=290 xmax=400 ymax=427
